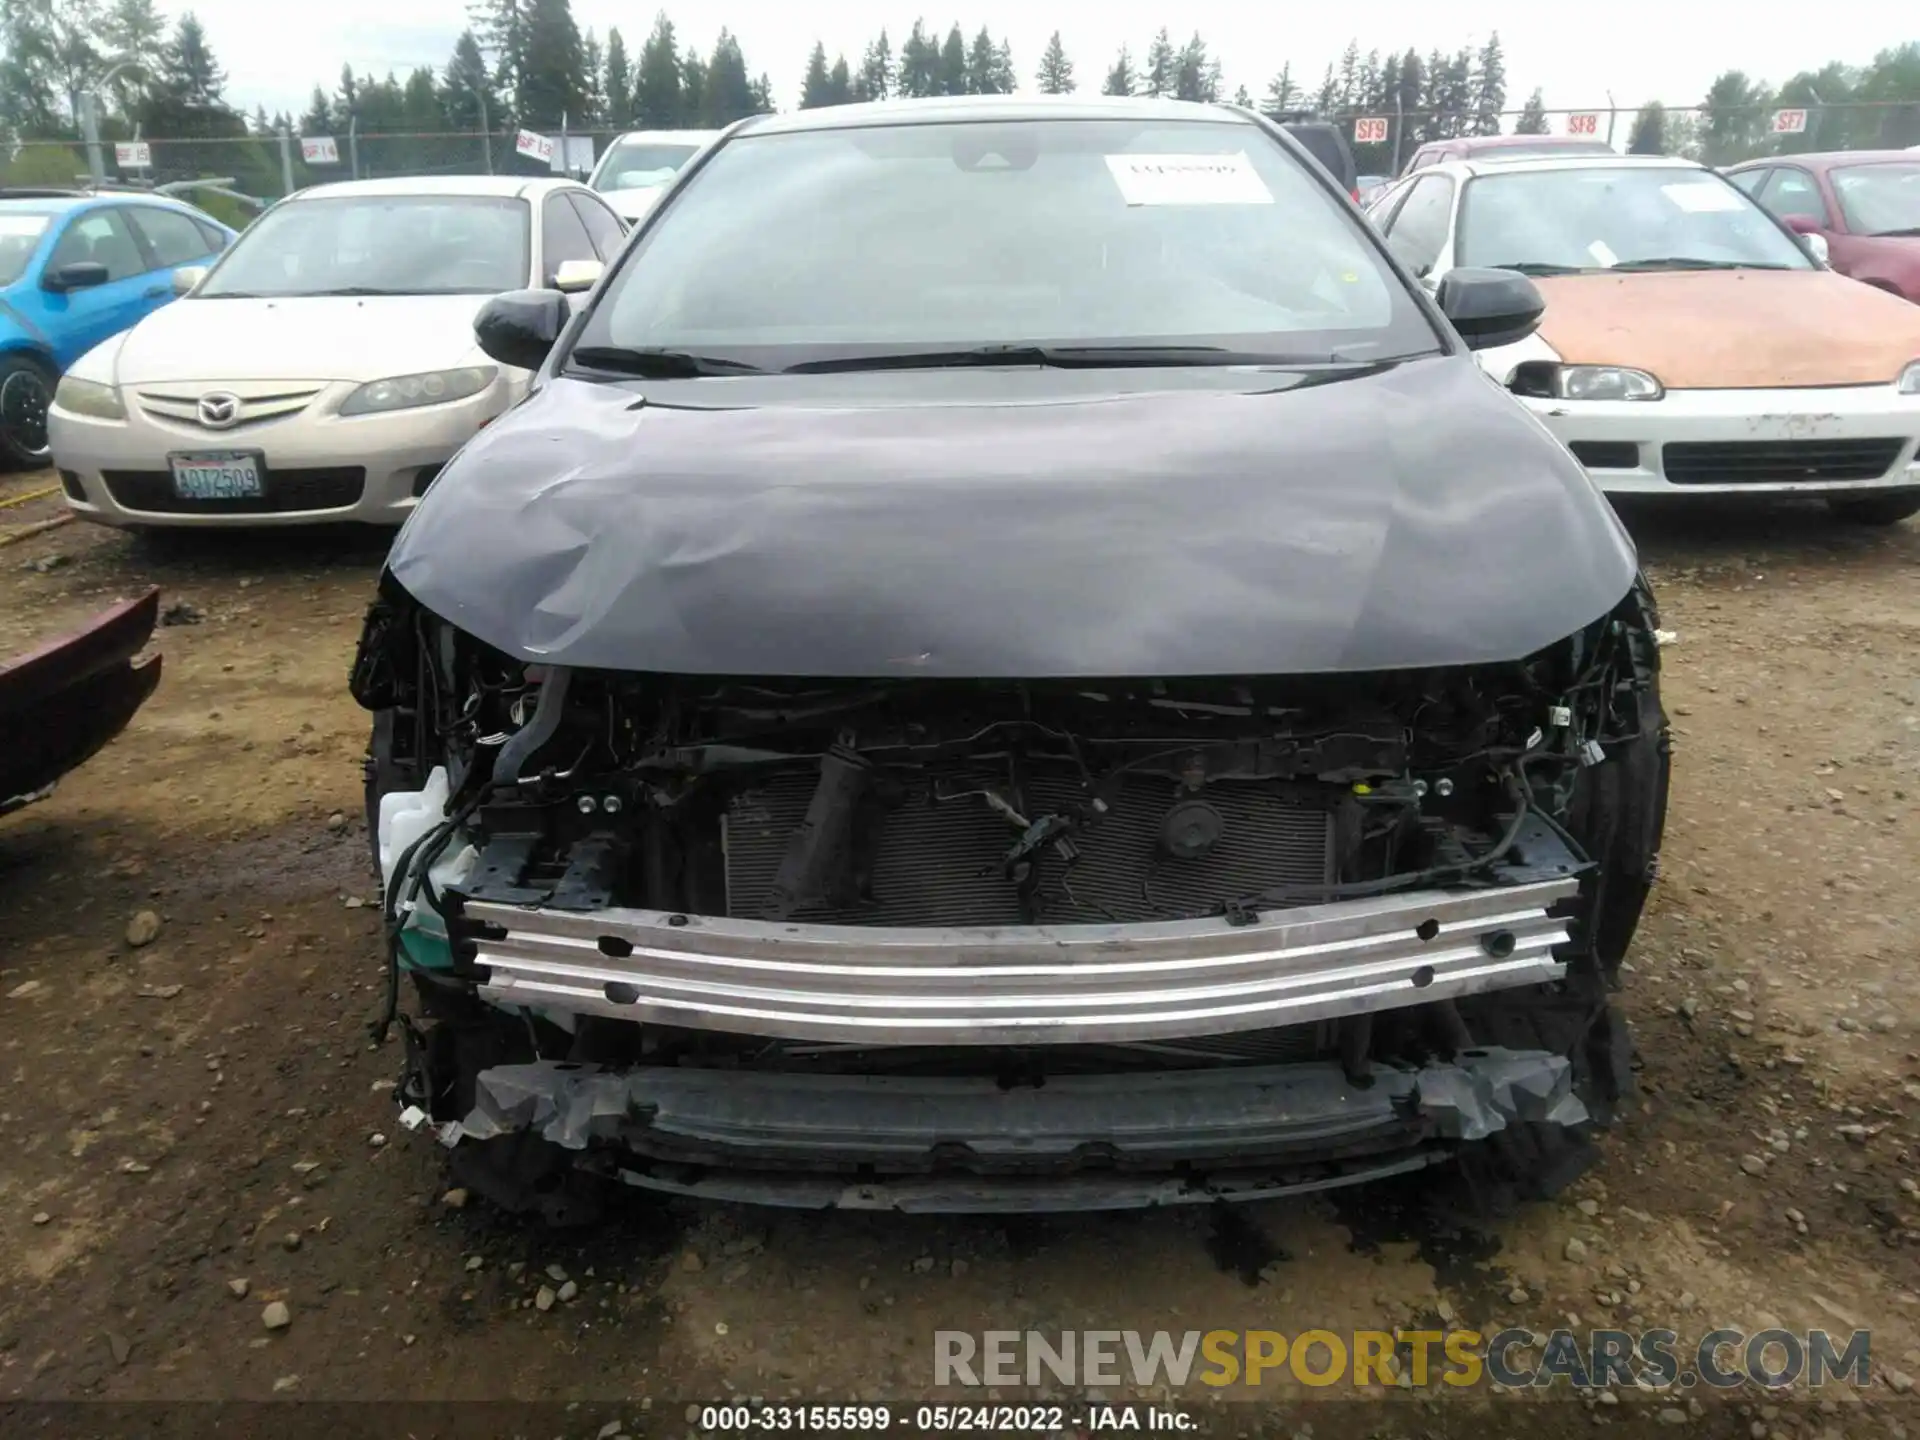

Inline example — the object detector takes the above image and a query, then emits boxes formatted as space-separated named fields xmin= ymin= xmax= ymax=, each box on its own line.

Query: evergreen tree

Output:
xmin=1173 ymin=34 xmax=1219 ymax=103
xmin=102 ymin=0 xmax=168 ymax=116
xmin=579 ymin=28 xmax=604 ymax=126
xmin=1313 ymin=64 xmax=1337 ymax=114
xmin=965 ymin=27 xmax=995 ymax=95
xmin=1231 ymin=84 xmax=1250 ymax=108
xmin=516 ymin=0 xmax=586 ymax=130
xmin=1700 ymin=70 xmax=1775 ymax=163
xmin=632 ymin=11 xmax=680 ymax=126
xmin=1515 ymin=87 xmax=1548 ymax=134
xmin=827 ymin=55 xmax=852 ymax=104
xmin=990 ymin=39 xmax=1014 ymax=94
xmin=896 ymin=21 xmax=938 ymax=99
xmin=1036 ymin=31 xmax=1073 ymax=94
xmin=139 ymin=12 xmax=242 ymax=139
xmin=1101 ymin=45 xmax=1135 ymax=97
xmin=335 ymin=62 xmax=359 ymax=129
xmin=748 ymin=72 xmax=775 ymax=114
xmin=855 ymin=30 xmax=892 ymax=101
xmin=1263 ymin=63 xmax=1295 ymax=113
xmin=1142 ymin=29 xmax=1174 ymax=98
xmin=603 ymin=28 xmax=630 ymax=127
xmin=299 ymin=85 xmax=331 ymax=136
xmin=0 ymin=1 xmax=63 ymax=139
xmin=1471 ymin=32 xmax=1506 ymax=135
xmin=1628 ymin=101 xmax=1666 ymax=154
xmin=442 ymin=29 xmax=497 ymax=133
xmin=800 ymin=42 xmax=832 ymax=108
xmin=703 ymin=29 xmax=756 ymax=125
xmin=680 ymin=45 xmax=706 ymax=123
xmin=1336 ymin=40 xmax=1360 ymax=109
xmin=938 ymin=24 xmax=967 ymax=97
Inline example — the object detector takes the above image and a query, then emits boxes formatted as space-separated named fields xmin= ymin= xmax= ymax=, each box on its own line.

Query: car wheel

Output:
xmin=0 ymin=354 xmax=55 ymax=469
xmin=1827 ymin=490 xmax=1920 ymax=526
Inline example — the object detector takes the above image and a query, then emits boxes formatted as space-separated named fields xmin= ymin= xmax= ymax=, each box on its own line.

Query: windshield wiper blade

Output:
xmin=1869 ymin=226 xmax=1920 ymax=238
xmin=1607 ymin=257 xmax=1792 ymax=272
xmin=570 ymin=345 xmax=766 ymax=377
xmin=784 ymin=344 xmax=1352 ymax=374
xmin=307 ymin=285 xmax=414 ymax=296
xmin=1490 ymin=262 xmax=1594 ymax=276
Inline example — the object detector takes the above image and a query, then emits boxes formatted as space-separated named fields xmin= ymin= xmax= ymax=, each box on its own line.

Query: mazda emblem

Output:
xmin=196 ymin=391 xmax=241 ymax=429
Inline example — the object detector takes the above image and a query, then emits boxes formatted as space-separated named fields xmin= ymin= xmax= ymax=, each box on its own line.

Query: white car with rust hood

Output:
xmin=1367 ymin=153 xmax=1920 ymax=523
xmin=48 ymin=175 xmax=626 ymax=529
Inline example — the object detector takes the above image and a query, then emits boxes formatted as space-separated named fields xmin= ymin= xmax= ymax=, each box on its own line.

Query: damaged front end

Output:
xmin=350 ymin=582 xmax=1668 ymax=1216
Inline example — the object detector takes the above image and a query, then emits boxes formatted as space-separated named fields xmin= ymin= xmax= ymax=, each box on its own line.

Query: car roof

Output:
xmin=283 ymin=175 xmax=582 ymax=202
xmin=739 ymin=93 xmax=1250 ymax=137
xmin=1421 ymin=153 xmax=1704 ymax=179
xmin=0 ymin=190 xmax=225 ymax=220
xmin=607 ymin=129 xmax=723 ymax=143
xmin=1727 ymin=150 xmax=1919 ymax=171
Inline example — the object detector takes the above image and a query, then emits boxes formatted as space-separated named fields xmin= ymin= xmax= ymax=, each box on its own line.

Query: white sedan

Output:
xmin=586 ymin=129 xmax=721 ymax=222
xmin=49 ymin=175 xmax=626 ymax=529
xmin=1366 ymin=153 xmax=1920 ymax=523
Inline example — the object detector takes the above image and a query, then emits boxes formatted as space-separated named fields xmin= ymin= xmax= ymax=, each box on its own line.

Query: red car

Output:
xmin=1727 ymin=151 xmax=1920 ymax=302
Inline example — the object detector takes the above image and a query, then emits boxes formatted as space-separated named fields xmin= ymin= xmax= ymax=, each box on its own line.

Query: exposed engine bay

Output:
xmin=350 ymin=577 xmax=1668 ymax=1215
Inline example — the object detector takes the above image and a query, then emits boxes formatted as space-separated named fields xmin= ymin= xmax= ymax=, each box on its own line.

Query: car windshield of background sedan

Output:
xmin=1831 ymin=163 xmax=1920 ymax=237
xmin=196 ymin=195 xmax=529 ymax=298
xmin=1457 ymin=166 xmax=1813 ymax=274
xmin=594 ymin=140 xmax=702 ymax=192
xmin=572 ymin=117 xmax=1443 ymax=371
xmin=0 ymin=212 xmax=51 ymax=287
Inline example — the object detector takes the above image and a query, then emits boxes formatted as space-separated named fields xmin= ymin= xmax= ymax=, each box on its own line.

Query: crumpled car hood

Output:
xmin=387 ymin=355 xmax=1638 ymax=678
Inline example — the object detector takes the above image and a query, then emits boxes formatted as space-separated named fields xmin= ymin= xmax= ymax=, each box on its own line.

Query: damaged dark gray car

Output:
xmin=348 ymin=96 xmax=1670 ymax=1219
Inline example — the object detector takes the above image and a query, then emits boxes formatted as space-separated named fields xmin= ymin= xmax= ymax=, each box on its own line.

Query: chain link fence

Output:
xmin=4 ymin=100 xmax=1916 ymax=217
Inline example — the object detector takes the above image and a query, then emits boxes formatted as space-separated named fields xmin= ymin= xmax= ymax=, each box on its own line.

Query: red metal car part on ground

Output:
xmin=0 ymin=587 xmax=161 ymax=814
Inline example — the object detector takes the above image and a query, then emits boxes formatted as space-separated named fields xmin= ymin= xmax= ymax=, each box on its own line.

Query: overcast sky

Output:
xmin=176 ymin=0 xmax=1913 ymax=120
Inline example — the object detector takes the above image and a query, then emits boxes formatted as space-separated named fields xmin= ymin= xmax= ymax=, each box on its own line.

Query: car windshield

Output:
xmin=196 ymin=194 xmax=529 ymax=297
xmin=593 ymin=141 xmax=702 ymax=193
xmin=0 ymin=212 xmax=51 ymax=287
xmin=1831 ymin=163 xmax=1920 ymax=236
xmin=572 ymin=117 xmax=1442 ymax=370
xmin=1457 ymin=165 xmax=1811 ymax=272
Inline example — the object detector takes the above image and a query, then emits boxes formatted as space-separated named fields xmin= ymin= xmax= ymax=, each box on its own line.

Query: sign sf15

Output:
xmin=1353 ymin=116 xmax=1389 ymax=145
xmin=114 ymin=141 xmax=150 ymax=169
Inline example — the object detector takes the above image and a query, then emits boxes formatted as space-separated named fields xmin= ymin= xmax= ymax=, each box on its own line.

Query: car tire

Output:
xmin=1827 ymin=490 xmax=1920 ymax=526
xmin=0 ymin=353 xmax=55 ymax=470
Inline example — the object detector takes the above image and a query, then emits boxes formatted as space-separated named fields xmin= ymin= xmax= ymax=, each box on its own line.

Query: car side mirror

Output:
xmin=475 ymin=288 xmax=570 ymax=371
xmin=551 ymin=258 xmax=604 ymax=294
xmin=1800 ymin=232 xmax=1829 ymax=266
xmin=1434 ymin=267 xmax=1546 ymax=351
xmin=172 ymin=265 xmax=208 ymax=296
xmin=45 ymin=261 xmax=110 ymax=293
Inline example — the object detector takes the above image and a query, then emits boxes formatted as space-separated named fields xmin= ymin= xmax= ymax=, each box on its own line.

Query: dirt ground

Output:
xmin=6 ymin=470 xmax=1920 ymax=1439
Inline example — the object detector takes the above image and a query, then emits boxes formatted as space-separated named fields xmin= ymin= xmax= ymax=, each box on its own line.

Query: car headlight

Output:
xmin=1511 ymin=362 xmax=1665 ymax=402
xmin=339 ymin=366 xmax=497 ymax=417
xmin=1899 ymin=361 xmax=1920 ymax=396
xmin=52 ymin=375 xmax=124 ymax=420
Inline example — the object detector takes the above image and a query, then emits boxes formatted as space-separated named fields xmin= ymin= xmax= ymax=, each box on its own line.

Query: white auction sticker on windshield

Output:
xmin=1662 ymin=182 xmax=1746 ymax=214
xmin=1105 ymin=152 xmax=1274 ymax=206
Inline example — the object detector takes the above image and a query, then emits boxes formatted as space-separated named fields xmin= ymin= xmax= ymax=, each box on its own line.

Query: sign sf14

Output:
xmin=300 ymin=135 xmax=339 ymax=164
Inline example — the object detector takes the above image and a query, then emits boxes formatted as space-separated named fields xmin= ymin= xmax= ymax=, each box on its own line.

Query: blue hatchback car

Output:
xmin=0 ymin=192 xmax=236 ymax=467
